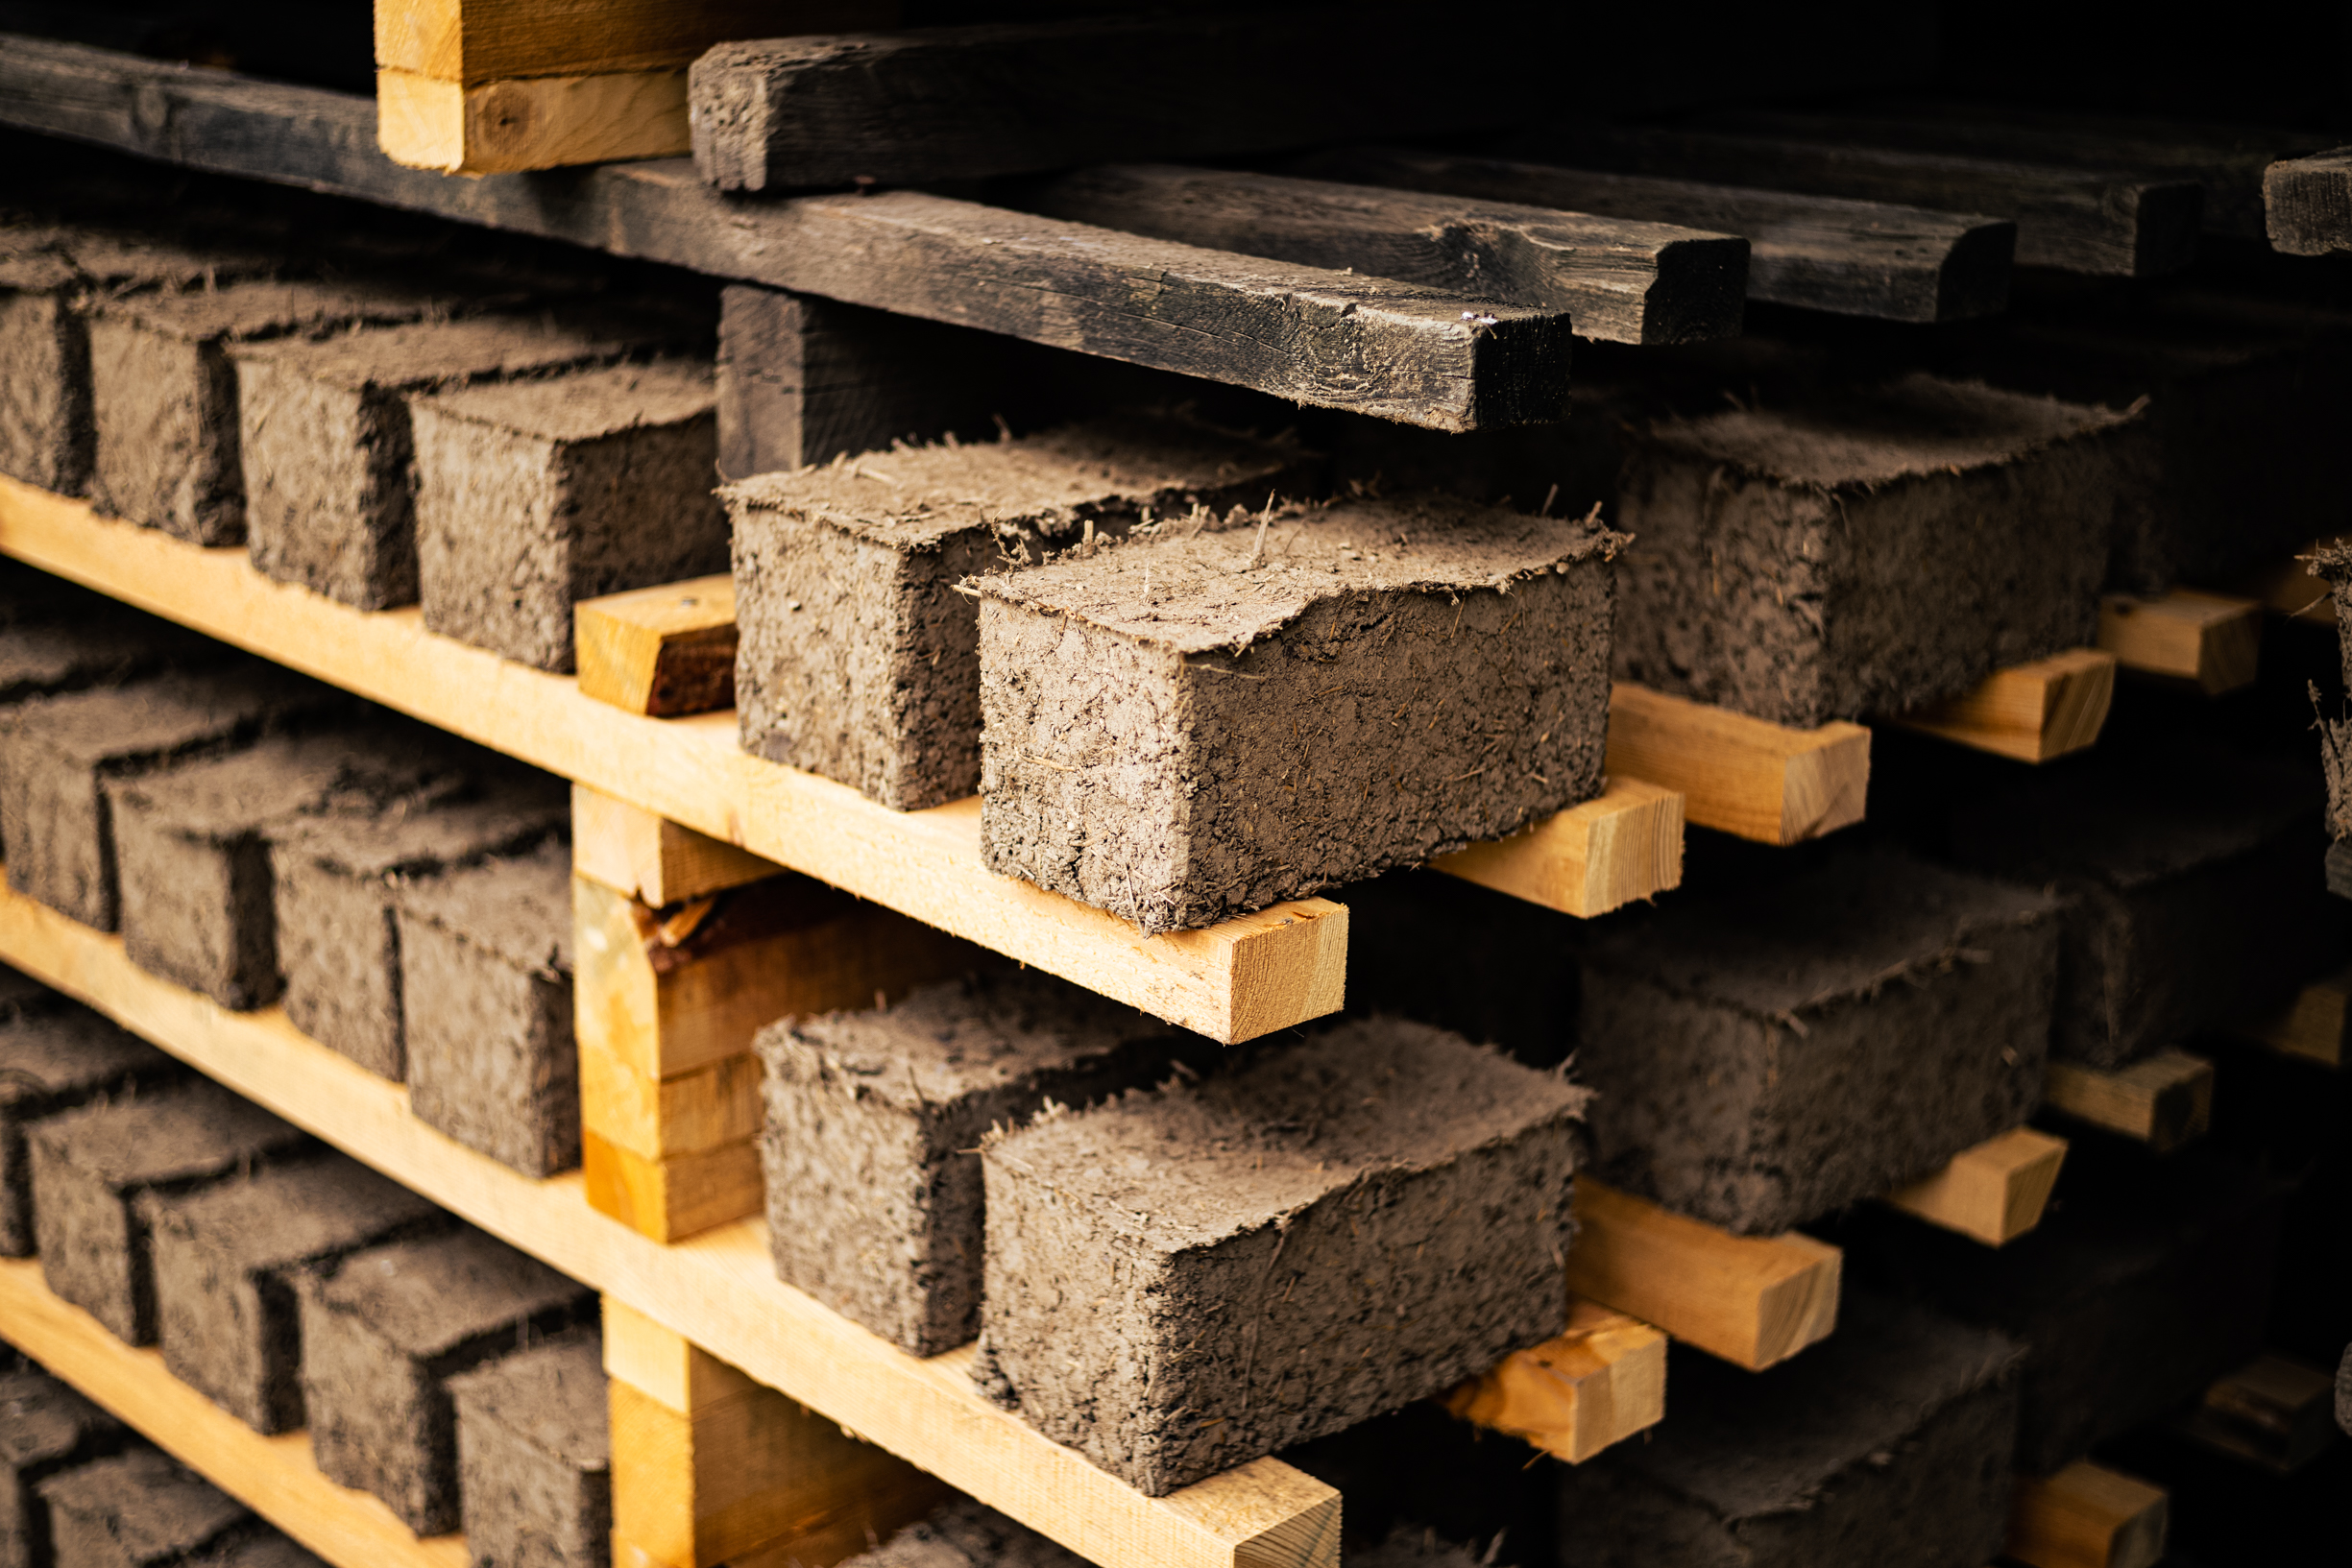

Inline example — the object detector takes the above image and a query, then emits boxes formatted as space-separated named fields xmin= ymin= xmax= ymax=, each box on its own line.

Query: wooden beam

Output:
xmin=572 ymin=786 xmax=781 ymax=907
xmin=2265 ymin=147 xmax=2352 ymax=255
xmin=1605 ymin=682 xmax=1868 ymax=845
xmin=1878 ymin=1127 xmax=2068 ymax=1247
xmin=2043 ymin=1050 xmax=2215 ymax=1152
xmin=2226 ymin=964 xmax=2351 ymax=1069
xmin=2173 ymin=1354 xmax=2342 ymax=1473
xmin=1012 ymin=164 xmax=1747 ymax=347
xmin=1440 ymin=1298 xmax=1666 ymax=1463
xmin=585 ymin=1132 xmax=766 ymax=1246
xmin=0 ymin=880 xmax=1345 ymax=1568
xmin=0 ymin=1258 xmax=469 ymax=1568
xmin=2005 ymin=1461 xmax=2168 ymax=1568
xmin=1429 ymin=777 xmax=1685 ymax=919
xmin=575 ymin=576 xmax=740 ymax=718
xmin=376 ymin=65 xmax=692 ymax=174
xmin=1888 ymin=648 xmax=2115 ymax=763
xmin=1564 ymin=1179 xmax=1840 ymax=1371
xmin=0 ymin=36 xmax=1566 ymax=432
xmin=1284 ymin=146 xmax=2016 ymax=323
xmin=0 ymin=479 xmax=1346 ymax=1045
xmin=2097 ymin=590 xmax=2262 ymax=694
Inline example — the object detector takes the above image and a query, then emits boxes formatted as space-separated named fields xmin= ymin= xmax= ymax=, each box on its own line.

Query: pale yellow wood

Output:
xmin=1563 ymin=1180 xmax=1840 ymax=1371
xmin=2227 ymin=965 xmax=2350 ymax=1069
xmin=0 ymin=1259 xmax=470 ymax=1568
xmin=1606 ymin=682 xmax=1869 ymax=845
xmin=2097 ymin=589 xmax=2262 ymax=695
xmin=604 ymin=1296 xmax=761 ymax=1413
xmin=0 ymin=479 xmax=1344 ymax=1046
xmin=0 ymin=883 xmax=1339 ymax=1568
xmin=2005 ymin=1461 xmax=2168 ymax=1568
xmin=1441 ymin=1297 xmax=1667 ymax=1462
xmin=1429 ymin=775 xmax=1685 ymax=917
xmin=2043 ymin=1050 xmax=2214 ymax=1152
xmin=573 ymin=784 xmax=784 ymax=906
xmin=1890 ymin=649 xmax=2116 ymax=762
xmin=378 ymin=64 xmax=691 ymax=174
xmin=1879 ymin=1127 xmax=2068 ymax=1247
xmin=576 ymin=577 xmax=740 ymax=717
xmin=584 ymin=1129 xmax=766 ymax=1242
xmin=376 ymin=0 xmax=898 ymax=84
xmin=583 ymin=1040 xmax=765 ymax=1160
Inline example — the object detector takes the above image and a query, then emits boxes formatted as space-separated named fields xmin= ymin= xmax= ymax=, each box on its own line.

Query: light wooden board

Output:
xmin=2097 ymin=589 xmax=2262 ymax=694
xmin=376 ymin=64 xmax=690 ymax=173
xmin=375 ymin=0 xmax=898 ymax=83
xmin=1563 ymin=1180 xmax=1839 ymax=1371
xmin=576 ymin=578 xmax=740 ymax=718
xmin=1441 ymin=1298 xmax=1666 ymax=1462
xmin=1879 ymin=1127 xmax=2068 ymax=1246
xmin=0 ymin=1259 xmax=470 ymax=1568
xmin=2227 ymin=965 xmax=2350 ymax=1069
xmin=0 ymin=478 xmax=1344 ymax=1046
xmin=1606 ymin=682 xmax=1869 ymax=844
xmin=574 ymin=785 xmax=783 ymax=907
xmin=1889 ymin=648 xmax=2115 ymax=763
xmin=2043 ymin=1050 xmax=2214 ymax=1152
xmin=1430 ymin=776 xmax=1685 ymax=917
xmin=0 ymin=880 xmax=1340 ymax=1568
xmin=2005 ymin=1461 xmax=2168 ymax=1568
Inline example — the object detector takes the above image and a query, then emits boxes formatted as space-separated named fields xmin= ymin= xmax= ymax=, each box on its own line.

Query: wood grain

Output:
xmin=572 ymin=785 xmax=781 ymax=907
xmin=1606 ymin=682 xmax=1868 ymax=845
xmin=1889 ymin=648 xmax=2115 ymax=763
xmin=376 ymin=64 xmax=690 ymax=173
xmin=2097 ymin=589 xmax=2262 ymax=695
xmin=2043 ymin=1050 xmax=2214 ymax=1153
xmin=1429 ymin=777 xmax=1685 ymax=918
xmin=1441 ymin=1298 xmax=1666 ymax=1462
xmin=575 ymin=578 xmax=740 ymax=717
xmin=2227 ymin=964 xmax=2350 ymax=1069
xmin=2265 ymin=148 xmax=2352 ymax=255
xmin=376 ymin=0 xmax=897 ymax=84
xmin=585 ymin=1131 xmax=765 ymax=1244
xmin=1879 ymin=1127 xmax=2068 ymax=1247
xmin=2005 ymin=1461 xmax=2168 ymax=1568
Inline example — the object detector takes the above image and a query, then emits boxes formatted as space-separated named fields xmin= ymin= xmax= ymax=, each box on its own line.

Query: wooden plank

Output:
xmin=1515 ymin=123 xmax=2201 ymax=276
xmin=2097 ymin=589 xmax=2262 ymax=694
xmin=575 ymin=576 xmax=739 ymax=718
xmin=0 ymin=36 xmax=1568 ymax=432
xmin=1013 ymin=163 xmax=1747 ymax=347
xmin=573 ymin=785 xmax=781 ymax=907
xmin=2226 ymin=964 xmax=2351 ymax=1069
xmin=582 ymin=1041 xmax=764 ymax=1160
xmin=1564 ymin=1179 xmax=1840 ymax=1371
xmin=2043 ymin=1050 xmax=2215 ymax=1153
xmin=583 ymin=1133 xmax=764 ymax=1244
xmin=1878 ymin=1127 xmax=2068 ymax=1247
xmin=376 ymin=0 xmax=896 ymax=84
xmin=2005 ymin=1461 xmax=2168 ymax=1568
xmin=0 ymin=478 xmax=1345 ymax=1045
xmin=375 ymin=64 xmax=691 ymax=174
xmin=1285 ymin=146 xmax=2016 ymax=323
xmin=1605 ymin=682 xmax=1868 ymax=845
xmin=1440 ymin=1298 xmax=1666 ymax=1463
xmin=2172 ymin=1353 xmax=2342 ymax=1473
xmin=2265 ymin=148 xmax=2352 ymax=255
xmin=1888 ymin=648 xmax=2115 ymax=763
xmin=0 ymin=1259 xmax=470 ymax=1568
xmin=0 ymin=880 xmax=1344 ymax=1568
xmin=1428 ymin=777 xmax=1685 ymax=918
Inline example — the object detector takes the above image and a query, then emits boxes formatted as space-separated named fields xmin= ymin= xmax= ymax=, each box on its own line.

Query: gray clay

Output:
xmin=1 ymin=1002 xmax=183 ymax=1255
xmin=837 ymin=1499 xmax=1090 ymax=1568
xmin=1 ymin=1367 xmax=127 ymax=1568
xmin=1350 ymin=1529 xmax=1505 ymax=1568
xmin=38 ymin=1447 xmax=251 ymax=1568
xmin=0 ymin=594 xmax=217 ymax=710
xmin=448 ymin=1330 xmax=610 ymax=1568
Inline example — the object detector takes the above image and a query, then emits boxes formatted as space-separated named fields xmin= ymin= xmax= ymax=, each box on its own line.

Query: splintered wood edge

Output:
xmin=376 ymin=64 xmax=691 ymax=174
xmin=1442 ymin=1299 xmax=1667 ymax=1462
xmin=1886 ymin=649 xmax=2115 ymax=763
xmin=1428 ymin=776 xmax=1685 ymax=916
xmin=2006 ymin=1461 xmax=2169 ymax=1568
xmin=2043 ymin=1051 xmax=2214 ymax=1150
xmin=1878 ymin=1127 xmax=2068 ymax=1247
xmin=0 ymin=1260 xmax=470 ymax=1568
xmin=1606 ymin=682 xmax=1869 ymax=845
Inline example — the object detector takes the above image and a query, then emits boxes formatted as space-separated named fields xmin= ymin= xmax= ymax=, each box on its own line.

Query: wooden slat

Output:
xmin=1605 ymin=682 xmax=1869 ymax=845
xmin=375 ymin=65 xmax=691 ymax=174
xmin=1888 ymin=648 xmax=2115 ymax=763
xmin=584 ymin=1130 xmax=765 ymax=1244
xmin=2097 ymin=589 xmax=2262 ymax=694
xmin=375 ymin=0 xmax=896 ymax=83
xmin=2043 ymin=1050 xmax=2215 ymax=1153
xmin=2226 ymin=964 xmax=2351 ymax=1069
xmin=1285 ymin=146 xmax=2016 ymax=323
xmin=1440 ymin=1298 xmax=1666 ymax=1463
xmin=576 ymin=577 xmax=740 ymax=719
xmin=1564 ymin=1180 xmax=1840 ymax=1371
xmin=0 ymin=1259 xmax=469 ymax=1568
xmin=2005 ymin=1461 xmax=2168 ymax=1568
xmin=1878 ymin=1127 xmax=2068 ymax=1247
xmin=0 ymin=881 xmax=1342 ymax=1568
xmin=573 ymin=786 xmax=781 ymax=907
xmin=2266 ymin=148 xmax=2352 ymax=255
xmin=1429 ymin=777 xmax=1685 ymax=918
xmin=0 ymin=479 xmax=1345 ymax=1045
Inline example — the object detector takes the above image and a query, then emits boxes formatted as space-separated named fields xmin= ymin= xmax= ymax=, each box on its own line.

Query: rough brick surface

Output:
xmin=1 ymin=1003 xmax=184 ymax=1256
xmin=2 ymin=1367 xmax=128 ymax=1568
xmin=38 ymin=1447 xmax=250 ymax=1568
xmin=837 ymin=1500 xmax=1089 ymax=1568
xmin=0 ymin=587 xmax=217 ymax=711
xmin=449 ymin=1330 xmax=610 ymax=1568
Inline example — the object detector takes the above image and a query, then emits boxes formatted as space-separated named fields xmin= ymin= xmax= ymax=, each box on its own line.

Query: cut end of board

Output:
xmin=1879 ymin=1126 xmax=2068 ymax=1246
xmin=2097 ymin=589 xmax=2262 ymax=695
xmin=576 ymin=575 xmax=740 ymax=717
xmin=1607 ymin=681 xmax=1869 ymax=845
xmin=2005 ymin=1460 xmax=2169 ymax=1568
xmin=572 ymin=784 xmax=780 ymax=907
xmin=583 ymin=1128 xmax=764 ymax=1243
xmin=1443 ymin=1297 xmax=1668 ymax=1462
xmin=1888 ymin=648 xmax=2115 ymax=763
xmin=2042 ymin=1049 xmax=2214 ymax=1152
xmin=1429 ymin=775 xmax=1685 ymax=917
xmin=376 ymin=64 xmax=691 ymax=175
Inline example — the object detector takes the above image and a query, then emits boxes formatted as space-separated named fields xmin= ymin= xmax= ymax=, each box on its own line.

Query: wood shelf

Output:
xmin=2043 ymin=1050 xmax=2214 ymax=1153
xmin=0 ymin=1258 xmax=468 ymax=1568
xmin=1888 ymin=648 xmax=2115 ymax=763
xmin=0 ymin=877 xmax=1339 ymax=1568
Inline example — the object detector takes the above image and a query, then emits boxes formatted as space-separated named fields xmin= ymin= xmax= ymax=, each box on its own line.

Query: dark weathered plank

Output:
xmin=2266 ymin=148 xmax=2352 ymax=256
xmin=1510 ymin=123 xmax=2202 ymax=277
xmin=688 ymin=12 xmax=1546 ymax=192
xmin=1284 ymin=146 xmax=2015 ymax=324
xmin=1007 ymin=164 xmax=1746 ymax=346
xmin=0 ymin=35 xmax=1570 ymax=431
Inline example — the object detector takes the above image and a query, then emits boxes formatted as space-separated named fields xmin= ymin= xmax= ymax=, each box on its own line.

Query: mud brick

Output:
xmin=1 ymin=1367 xmax=127 ymax=1568
xmin=975 ymin=1017 xmax=1586 ymax=1496
xmin=145 ymin=1153 xmax=448 ymax=1435
xmin=185 ymin=1537 xmax=325 ymax=1568
xmin=412 ymin=357 xmax=728 ymax=672
xmin=1 ymin=1003 xmax=184 ymax=1256
xmin=0 ymin=663 xmax=344 ymax=930
xmin=756 ymin=970 xmax=1207 ymax=1356
xmin=1351 ymin=1531 xmax=1503 ymax=1568
xmin=1948 ymin=743 xmax=2333 ymax=1067
xmin=837 ymin=1500 xmax=1088 ymax=1568
xmin=234 ymin=312 xmax=684 ymax=610
xmin=1574 ymin=849 xmax=2060 ymax=1234
xmin=0 ymin=961 xmax=48 ymax=1020
xmin=1551 ymin=1294 xmax=2023 ymax=1568
xmin=448 ymin=1330 xmax=609 ymax=1568
xmin=976 ymin=495 xmax=1619 ymax=932
xmin=268 ymin=772 xmax=568 ymax=1078
xmin=87 ymin=277 xmax=434 ymax=544
xmin=725 ymin=413 xmax=1312 ymax=810
xmin=395 ymin=839 xmax=576 ymax=1176
xmin=298 ymin=1227 xmax=594 ymax=1535
xmin=38 ymin=1447 xmax=250 ymax=1568
xmin=1610 ymin=373 xmax=2126 ymax=726
xmin=0 ymin=590 xmax=218 ymax=712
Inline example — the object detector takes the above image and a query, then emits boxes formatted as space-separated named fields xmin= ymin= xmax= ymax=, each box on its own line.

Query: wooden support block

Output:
xmin=2004 ymin=1461 xmax=2168 ymax=1568
xmin=1879 ymin=1127 xmax=2069 ymax=1247
xmin=1428 ymin=777 xmax=1684 ymax=917
xmin=2265 ymin=147 xmax=2352 ymax=256
xmin=576 ymin=577 xmax=740 ymax=718
xmin=376 ymin=65 xmax=691 ymax=174
xmin=2097 ymin=589 xmax=2262 ymax=694
xmin=1605 ymin=681 xmax=1869 ymax=845
xmin=584 ymin=1129 xmax=764 ymax=1246
xmin=2173 ymin=1353 xmax=2342 ymax=1473
xmin=572 ymin=785 xmax=781 ymax=907
xmin=1889 ymin=648 xmax=2115 ymax=763
xmin=2226 ymin=964 xmax=2351 ymax=1068
xmin=602 ymin=1297 xmax=946 ymax=1568
xmin=1441 ymin=1297 xmax=1667 ymax=1462
xmin=1564 ymin=1179 xmax=1840 ymax=1371
xmin=2043 ymin=1050 xmax=2215 ymax=1152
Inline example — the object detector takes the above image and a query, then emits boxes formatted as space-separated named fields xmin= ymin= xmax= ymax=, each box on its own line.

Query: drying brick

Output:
xmin=38 ymin=1447 xmax=250 ymax=1568
xmin=837 ymin=1500 xmax=1088 ymax=1568
xmin=1 ymin=1003 xmax=184 ymax=1256
xmin=1 ymin=1367 xmax=127 ymax=1568
xmin=448 ymin=1330 xmax=610 ymax=1568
